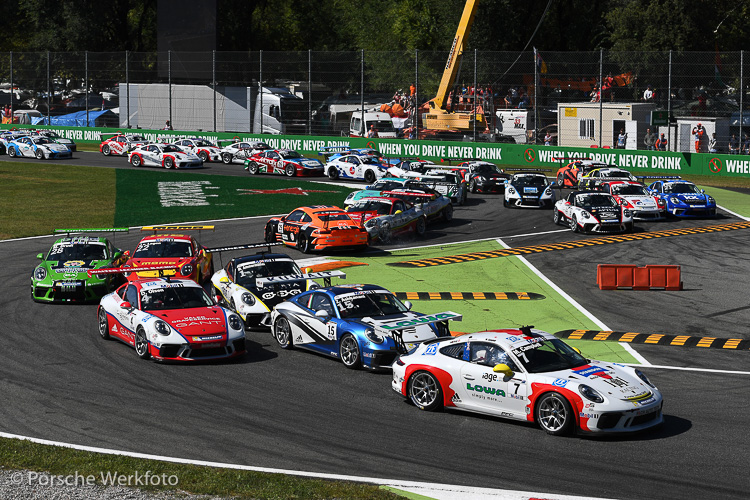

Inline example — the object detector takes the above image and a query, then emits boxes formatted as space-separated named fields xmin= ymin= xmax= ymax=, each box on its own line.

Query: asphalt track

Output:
xmin=2 ymin=151 xmax=749 ymax=499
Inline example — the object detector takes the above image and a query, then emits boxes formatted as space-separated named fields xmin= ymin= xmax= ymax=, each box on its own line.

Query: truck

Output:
xmin=350 ymin=111 xmax=399 ymax=138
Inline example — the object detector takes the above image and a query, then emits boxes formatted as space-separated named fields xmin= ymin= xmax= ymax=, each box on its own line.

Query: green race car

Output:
xmin=31 ymin=229 xmax=129 ymax=303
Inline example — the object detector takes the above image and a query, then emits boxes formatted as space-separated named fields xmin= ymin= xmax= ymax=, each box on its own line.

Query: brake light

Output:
xmin=316 ymin=229 xmax=331 ymax=235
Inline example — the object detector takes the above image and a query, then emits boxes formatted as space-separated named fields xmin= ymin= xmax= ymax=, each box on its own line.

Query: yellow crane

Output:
xmin=424 ymin=0 xmax=484 ymax=132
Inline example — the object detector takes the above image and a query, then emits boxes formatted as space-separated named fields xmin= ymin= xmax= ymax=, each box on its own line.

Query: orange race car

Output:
xmin=264 ymin=205 xmax=369 ymax=253
xmin=555 ymin=159 xmax=612 ymax=188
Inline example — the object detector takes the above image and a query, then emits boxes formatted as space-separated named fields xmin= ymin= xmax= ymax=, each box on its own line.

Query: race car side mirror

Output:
xmin=123 ymin=250 xmax=130 ymax=257
xmin=219 ymin=277 xmax=230 ymax=284
xmin=493 ymin=363 xmax=514 ymax=377
xmin=395 ymin=210 xmax=402 ymax=215
xmin=572 ymin=346 xmax=582 ymax=354
xmin=36 ymin=253 xmax=43 ymax=259
xmin=120 ymin=301 xmax=133 ymax=310
xmin=403 ymin=300 xmax=412 ymax=310
xmin=314 ymin=309 xmax=330 ymax=319
xmin=700 ymin=189 xmax=705 ymax=193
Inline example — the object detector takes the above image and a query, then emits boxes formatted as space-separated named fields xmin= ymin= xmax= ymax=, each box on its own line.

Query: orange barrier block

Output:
xmin=597 ymin=264 xmax=682 ymax=291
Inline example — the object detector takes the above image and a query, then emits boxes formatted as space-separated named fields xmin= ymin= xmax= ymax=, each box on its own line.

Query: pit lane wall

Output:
xmin=2 ymin=124 xmax=746 ymax=178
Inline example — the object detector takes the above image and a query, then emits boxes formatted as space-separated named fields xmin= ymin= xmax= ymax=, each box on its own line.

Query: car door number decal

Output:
xmin=327 ymin=322 xmax=336 ymax=340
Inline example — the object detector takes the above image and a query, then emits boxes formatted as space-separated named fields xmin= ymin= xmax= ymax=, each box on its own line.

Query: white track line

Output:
xmin=717 ymin=204 xmax=749 ymax=221
xmin=0 ymin=432 xmax=610 ymax=500
xmin=495 ymin=238 xmax=652 ymax=366
xmin=621 ymin=363 xmax=750 ymax=375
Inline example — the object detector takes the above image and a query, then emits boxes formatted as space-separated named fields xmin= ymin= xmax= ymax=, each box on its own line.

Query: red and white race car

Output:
xmin=122 ymin=228 xmax=214 ymax=284
xmin=172 ymin=137 xmax=222 ymax=162
xmin=100 ymin=133 xmax=149 ymax=156
xmin=128 ymin=143 xmax=203 ymax=169
xmin=97 ymin=277 xmax=246 ymax=362
xmin=244 ymin=149 xmax=325 ymax=177
xmin=346 ymin=196 xmax=427 ymax=243
xmin=219 ymin=140 xmax=271 ymax=164
xmin=598 ymin=181 xmax=667 ymax=221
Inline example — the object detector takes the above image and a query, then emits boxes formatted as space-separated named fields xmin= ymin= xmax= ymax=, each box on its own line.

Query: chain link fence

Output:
xmin=1 ymin=50 xmax=748 ymax=148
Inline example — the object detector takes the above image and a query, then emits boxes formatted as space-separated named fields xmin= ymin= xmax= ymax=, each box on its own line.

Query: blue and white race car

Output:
xmin=318 ymin=146 xmax=383 ymax=163
xmin=647 ymin=179 xmax=717 ymax=218
xmin=270 ymin=283 xmax=462 ymax=370
xmin=7 ymin=136 xmax=72 ymax=159
xmin=504 ymin=172 xmax=556 ymax=208
xmin=343 ymin=177 xmax=426 ymax=206
xmin=324 ymin=154 xmax=390 ymax=183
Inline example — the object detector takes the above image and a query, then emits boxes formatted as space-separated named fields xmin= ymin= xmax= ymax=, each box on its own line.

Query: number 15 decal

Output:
xmin=327 ymin=322 xmax=337 ymax=340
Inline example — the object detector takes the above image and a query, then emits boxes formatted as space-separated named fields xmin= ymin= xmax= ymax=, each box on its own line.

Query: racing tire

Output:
xmin=198 ymin=151 xmax=209 ymax=162
xmin=557 ymin=173 xmax=565 ymax=187
xmin=264 ymin=223 xmax=276 ymax=243
xmin=469 ymin=179 xmax=477 ymax=193
xmin=102 ymin=144 xmax=111 ymax=156
xmin=273 ymin=316 xmax=293 ymax=349
xmin=298 ymin=235 xmax=310 ymax=254
xmin=364 ymin=169 xmax=376 ymax=184
xmin=570 ymin=215 xmax=579 ymax=233
xmin=222 ymin=153 xmax=233 ymax=164
xmin=553 ymin=210 xmax=563 ymax=225
xmin=164 ymin=157 xmax=174 ymax=169
xmin=328 ymin=167 xmax=339 ymax=180
xmin=285 ymin=164 xmax=296 ymax=177
xmin=503 ymin=197 xmax=510 ymax=208
xmin=339 ymin=333 xmax=361 ymax=369
xmin=379 ymin=222 xmax=392 ymax=244
xmin=8 ymin=147 xmax=16 ymax=158
xmin=35 ymin=149 xmax=45 ymax=160
xmin=536 ymin=392 xmax=574 ymax=436
xmin=130 ymin=155 xmax=142 ymax=167
xmin=134 ymin=328 xmax=151 ymax=360
xmin=97 ymin=308 xmax=110 ymax=340
xmin=247 ymin=162 xmax=259 ymax=174
xmin=408 ymin=371 xmax=443 ymax=411
xmin=415 ymin=217 xmax=427 ymax=236
xmin=442 ymin=204 xmax=454 ymax=222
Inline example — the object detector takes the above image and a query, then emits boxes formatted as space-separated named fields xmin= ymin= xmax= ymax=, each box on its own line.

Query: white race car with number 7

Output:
xmin=392 ymin=327 xmax=663 ymax=436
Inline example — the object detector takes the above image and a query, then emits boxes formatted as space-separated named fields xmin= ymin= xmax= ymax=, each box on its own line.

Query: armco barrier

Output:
xmin=596 ymin=264 xmax=682 ymax=291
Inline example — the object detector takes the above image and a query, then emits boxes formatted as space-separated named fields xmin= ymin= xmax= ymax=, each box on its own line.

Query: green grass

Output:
xmin=0 ymin=437 xmax=400 ymax=499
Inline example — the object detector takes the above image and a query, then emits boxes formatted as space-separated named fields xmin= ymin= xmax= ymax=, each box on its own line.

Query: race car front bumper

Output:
xmin=507 ymin=196 xmax=554 ymax=208
xmin=176 ymin=160 xmax=204 ymax=169
xmin=32 ymin=281 xmax=110 ymax=303
xmin=152 ymin=338 xmax=246 ymax=361
xmin=476 ymin=180 xmax=506 ymax=193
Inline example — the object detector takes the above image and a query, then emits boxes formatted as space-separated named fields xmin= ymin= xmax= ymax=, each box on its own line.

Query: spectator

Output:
xmin=708 ymin=133 xmax=717 ymax=153
xmin=367 ymin=125 xmax=378 ymax=138
xmin=655 ymin=133 xmax=668 ymax=151
xmin=729 ymin=134 xmax=740 ymax=155
xmin=504 ymin=91 xmax=513 ymax=108
xmin=744 ymin=134 xmax=750 ymax=154
xmin=616 ymin=128 xmax=627 ymax=149
xmin=643 ymin=85 xmax=655 ymax=101
xmin=643 ymin=128 xmax=657 ymax=150
xmin=544 ymin=132 xmax=552 ymax=146
xmin=692 ymin=123 xmax=706 ymax=153
xmin=163 ymin=120 xmax=173 ymax=130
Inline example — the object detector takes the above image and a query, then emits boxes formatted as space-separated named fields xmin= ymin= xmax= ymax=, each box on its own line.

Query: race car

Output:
xmin=97 ymin=277 xmax=246 ymax=362
xmin=599 ymin=181 xmax=666 ymax=220
xmin=244 ymin=149 xmax=325 ymax=177
xmin=460 ymin=162 xmax=510 ymax=194
xmin=211 ymin=251 xmax=343 ymax=328
xmin=346 ymin=196 xmax=427 ymax=243
xmin=99 ymin=133 xmax=149 ymax=156
xmin=172 ymin=137 xmax=222 ymax=162
xmin=553 ymin=191 xmax=634 ymax=233
xmin=318 ymin=146 xmax=385 ymax=163
xmin=386 ymin=158 xmax=436 ymax=175
xmin=270 ymin=283 xmax=462 ymax=370
xmin=387 ymin=188 xmax=454 ymax=223
xmin=343 ymin=177 xmax=426 ymax=206
xmin=0 ymin=130 xmax=28 ymax=154
xmin=219 ymin=140 xmax=271 ymax=164
xmin=122 ymin=229 xmax=214 ymax=284
xmin=503 ymin=172 xmax=556 ymax=209
xmin=324 ymin=154 xmax=389 ymax=183
xmin=647 ymin=179 xmax=717 ymax=218
xmin=578 ymin=167 xmax=638 ymax=190
xmin=555 ymin=159 xmax=610 ymax=188
xmin=128 ymin=143 xmax=203 ymax=169
xmin=419 ymin=169 xmax=468 ymax=205
xmin=31 ymin=230 xmax=129 ymax=303
xmin=264 ymin=205 xmax=369 ymax=253
xmin=392 ymin=327 xmax=663 ymax=435
xmin=6 ymin=136 xmax=72 ymax=159
xmin=30 ymin=129 xmax=77 ymax=152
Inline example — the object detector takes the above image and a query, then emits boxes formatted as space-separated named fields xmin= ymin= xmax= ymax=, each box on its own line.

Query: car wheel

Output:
xmin=8 ymin=147 xmax=16 ymax=158
xmin=164 ymin=157 xmax=174 ymax=169
xmin=364 ymin=169 xmax=376 ymax=184
xmin=298 ymin=234 xmax=310 ymax=254
xmin=415 ymin=217 xmax=427 ymax=236
xmin=134 ymin=328 xmax=151 ymax=360
xmin=377 ymin=221 xmax=391 ymax=244
xmin=247 ymin=162 xmax=259 ymax=174
xmin=285 ymin=164 xmax=296 ymax=177
xmin=557 ymin=173 xmax=565 ymax=186
xmin=442 ymin=204 xmax=453 ymax=222
xmin=553 ymin=210 xmax=563 ymax=225
xmin=130 ymin=155 xmax=141 ymax=167
xmin=198 ymin=151 xmax=208 ymax=162
xmin=222 ymin=153 xmax=233 ymax=164
xmin=35 ymin=149 xmax=45 ymax=160
xmin=273 ymin=316 xmax=293 ymax=349
xmin=469 ymin=179 xmax=477 ymax=193
xmin=98 ymin=308 xmax=110 ymax=340
xmin=536 ymin=392 xmax=574 ymax=436
xmin=408 ymin=371 xmax=443 ymax=411
xmin=102 ymin=144 xmax=110 ymax=156
xmin=328 ymin=166 xmax=339 ymax=180
xmin=503 ymin=197 xmax=510 ymax=208
xmin=339 ymin=333 xmax=361 ymax=369
xmin=570 ymin=214 xmax=579 ymax=233
xmin=264 ymin=223 xmax=276 ymax=243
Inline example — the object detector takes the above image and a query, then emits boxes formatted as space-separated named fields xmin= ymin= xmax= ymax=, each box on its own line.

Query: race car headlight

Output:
xmin=544 ymin=187 xmax=552 ymax=196
xmin=635 ymin=369 xmax=655 ymax=388
xmin=670 ymin=197 xmax=683 ymax=205
xmin=507 ymin=187 xmax=516 ymax=195
xmin=623 ymin=209 xmax=632 ymax=218
xmin=345 ymin=192 xmax=355 ymax=201
xmin=579 ymin=384 xmax=604 ymax=403
xmin=365 ymin=328 xmax=384 ymax=344
xmin=364 ymin=218 xmax=379 ymax=228
xmin=476 ymin=176 xmax=486 ymax=182
xmin=241 ymin=292 xmax=256 ymax=306
xmin=34 ymin=267 xmax=47 ymax=280
xmin=181 ymin=264 xmax=194 ymax=276
xmin=707 ymin=196 xmax=715 ymax=204
xmin=581 ymin=212 xmax=591 ymax=219
xmin=154 ymin=320 xmax=171 ymax=336
xmin=308 ymin=282 xmax=320 ymax=290
xmin=228 ymin=314 xmax=243 ymax=331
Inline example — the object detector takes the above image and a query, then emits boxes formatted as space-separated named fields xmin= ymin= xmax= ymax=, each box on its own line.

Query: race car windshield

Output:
xmin=140 ymin=286 xmax=213 ymax=311
xmin=370 ymin=180 xmax=401 ymax=191
xmin=664 ymin=183 xmax=701 ymax=194
xmin=235 ymin=260 xmax=301 ymax=287
xmin=511 ymin=338 xmax=588 ymax=373
xmin=348 ymin=200 xmax=391 ymax=215
xmin=48 ymin=243 xmax=108 ymax=260
xmin=162 ymin=145 xmax=181 ymax=152
xmin=130 ymin=135 xmax=146 ymax=141
xmin=612 ymin=184 xmax=649 ymax=196
xmin=133 ymin=241 xmax=193 ymax=258
xmin=602 ymin=170 xmax=631 ymax=178
xmin=281 ymin=150 xmax=303 ymax=159
xmin=513 ymin=175 xmax=547 ymax=187
xmin=318 ymin=213 xmax=352 ymax=222
xmin=336 ymin=292 xmax=408 ymax=319
xmin=360 ymin=157 xmax=381 ymax=165
xmin=474 ymin=164 xmax=501 ymax=174
xmin=576 ymin=194 xmax=618 ymax=208
xmin=193 ymin=140 xmax=214 ymax=147
xmin=33 ymin=138 xmax=52 ymax=144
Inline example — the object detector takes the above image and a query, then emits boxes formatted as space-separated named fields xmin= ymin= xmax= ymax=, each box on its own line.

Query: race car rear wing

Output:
xmin=205 ymin=241 xmax=283 ymax=253
xmin=86 ymin=264 xmax=177 ymax=278
xmin=54 ymin=228 xmax=129 ymax=235
xmin=440 ymin=157 xmax=482 ymax=165
xmin=636 ymin=175 xmax=682 ymax=181
xmin=256 ymin=270 xmax=346 ymax=288
xmin=141 ymin=225 xmax=215 ymax=235
xmin=381 ymin=311 xmax=463 ymax=354
xmin=382 ymin=190 xmax=438 ymax=201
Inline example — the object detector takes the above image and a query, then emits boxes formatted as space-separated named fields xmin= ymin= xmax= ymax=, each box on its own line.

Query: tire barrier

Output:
xmin=596 ymin=264 xmax=682 ymax=291
xmin=555 ymin=329 xmax=750 ymax=350
xmin=394 ymin=292 xmax=545 ymax=301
